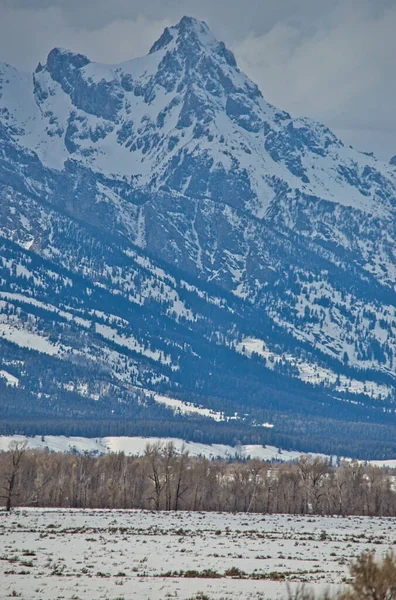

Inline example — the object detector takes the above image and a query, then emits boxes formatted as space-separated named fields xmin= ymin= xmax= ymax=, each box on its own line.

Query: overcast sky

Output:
xmin=1 ymin=0 xmax=395 ymax=161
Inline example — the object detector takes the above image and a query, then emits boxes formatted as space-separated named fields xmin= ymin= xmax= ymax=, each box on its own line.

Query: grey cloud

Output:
xmin=234 ymin=1 xmax=396 ymax=158
xmin=3 ymin=0 xmax=393 ymax=38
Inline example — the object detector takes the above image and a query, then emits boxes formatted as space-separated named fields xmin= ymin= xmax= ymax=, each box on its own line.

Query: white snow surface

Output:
xmin=153 ymin=393 xmax=237 ymax=422
xmin=0 ymin=369 xmax=19 ymax=387
xmin=0 ymin=320 xmax=63 ymax=356
xmin=0 ymin=434 xmax=324 ymax=462
xmin=2 ymin=509 xmax=396 ymax=600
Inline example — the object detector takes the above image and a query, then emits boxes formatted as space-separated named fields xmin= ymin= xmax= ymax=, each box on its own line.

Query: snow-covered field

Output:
xmin=0 ymin=435 xmax=325 ymax=462
xmin=1 ymin=509 xmax=395 ymax=600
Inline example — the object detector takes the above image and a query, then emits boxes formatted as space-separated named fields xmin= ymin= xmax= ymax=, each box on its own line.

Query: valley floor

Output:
xmin=1 ymin=509 xmax=395 ymax=600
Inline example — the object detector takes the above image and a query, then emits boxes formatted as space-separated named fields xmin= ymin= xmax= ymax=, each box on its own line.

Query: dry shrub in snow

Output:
xmin=289 ymin=551 xmax=396 ymax=600
xmin=343 ymin=550 xmax=396 ymax=600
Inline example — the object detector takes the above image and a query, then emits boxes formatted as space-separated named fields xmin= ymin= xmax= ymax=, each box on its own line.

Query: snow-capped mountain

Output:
xmin=1 ymin=16 xmax=396 ymax=457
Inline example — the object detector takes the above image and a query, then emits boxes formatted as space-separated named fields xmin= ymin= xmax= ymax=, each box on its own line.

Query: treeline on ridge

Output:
xmin=2 ymin=413 xmax=396 ymax=460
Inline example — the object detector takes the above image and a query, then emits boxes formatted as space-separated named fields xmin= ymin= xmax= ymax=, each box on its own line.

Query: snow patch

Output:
xmin=0 ymin=369 xmax=19 ymax=387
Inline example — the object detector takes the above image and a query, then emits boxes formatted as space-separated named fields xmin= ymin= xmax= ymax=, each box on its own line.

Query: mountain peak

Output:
xmin=149 ymin=16 xmax=210 ymax=53
xmin=177 ymin=16 xmax=210 ymax=36
xmin=149 ymin=15 xmax=237 ymax=68
xmin=149 ymin=16 xmax=209 ymax=54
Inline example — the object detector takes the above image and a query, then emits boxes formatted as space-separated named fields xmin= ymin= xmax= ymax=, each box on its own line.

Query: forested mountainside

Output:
xmin=1 ymin=17 xmax=396 ymax=458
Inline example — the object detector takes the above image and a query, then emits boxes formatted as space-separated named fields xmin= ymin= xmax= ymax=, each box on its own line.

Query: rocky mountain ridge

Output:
xmin=1 ymin=16 xmax=396 ymax=457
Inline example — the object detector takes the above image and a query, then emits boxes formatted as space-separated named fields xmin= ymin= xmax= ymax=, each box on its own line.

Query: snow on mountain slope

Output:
xmin=1 ymin=17 xmax=396 ymax=456
xmin=2 ymin=16 xmax=395 ymax=221
xmin=0 ymin=369 xmax=19 ymax=387
xmin=236 ymin=337 xmax=392 ymax=400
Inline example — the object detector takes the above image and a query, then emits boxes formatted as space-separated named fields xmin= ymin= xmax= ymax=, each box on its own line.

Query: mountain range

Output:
xmin=1 ymin=16 xmax=396 ymax=458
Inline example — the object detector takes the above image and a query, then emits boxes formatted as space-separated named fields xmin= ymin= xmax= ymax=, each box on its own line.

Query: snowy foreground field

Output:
xmin=1 ymin=510 xmax=396 ymax=600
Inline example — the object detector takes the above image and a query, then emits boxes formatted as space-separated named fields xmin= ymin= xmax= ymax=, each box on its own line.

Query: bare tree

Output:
xmin=1 ymin=440 xmax=28 ymax=511
xmin=145 ymin=442 xmax=165 ymax=510
xmin=297 ymin=456 xmax=330 ymax=514
xmin=25 ymin=451 xmax=53 ymax=507
xmin=173 ymin=445 xmax=190 ymax=511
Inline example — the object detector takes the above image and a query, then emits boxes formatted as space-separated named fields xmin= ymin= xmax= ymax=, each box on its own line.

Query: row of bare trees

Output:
xmin=1 ymin=441 xmax=396 ymax=515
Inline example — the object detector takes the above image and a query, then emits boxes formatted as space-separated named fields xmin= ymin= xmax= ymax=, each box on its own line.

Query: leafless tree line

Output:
xmin=1 ymin=441 xmax=396 ymax=515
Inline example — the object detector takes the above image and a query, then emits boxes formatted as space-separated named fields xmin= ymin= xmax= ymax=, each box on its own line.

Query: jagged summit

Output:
xmin=149 ymin=16 xmax=211 ymax=54
xmin=149 ymin=16 xmax=237 ymax=68
xmin=177 ymin=15 xmax=210 ymax=32
xmin=36 ymin=16 xmax=240 ymax=108
xmin=149 ymin=16 xmax=217 ymax=50
xmin=41 ymin=17 xmax=234 ymax=78
xmin=2 ymin=16 xmax=394 ymax=224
